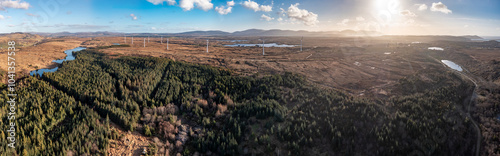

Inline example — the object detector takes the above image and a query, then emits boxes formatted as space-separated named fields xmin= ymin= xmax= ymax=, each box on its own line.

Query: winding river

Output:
xmin=30 ymin=47 xmax=86 ymax=77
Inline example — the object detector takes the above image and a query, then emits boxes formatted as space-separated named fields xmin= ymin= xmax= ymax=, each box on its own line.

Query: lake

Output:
xmin=428 ymin=47 xmax=444 ymax=51
xmin=225 ymin=43 xmax=296 ymax=47
xmin=218 ymin=40 xmax=247 ymax=42
xmin=30 ymin=47 xmax=86 ymax=77
xmin=441 ymin=60 xmax=463 ymax=71
xmin=52 ymin=47 xmax=87 ymax=63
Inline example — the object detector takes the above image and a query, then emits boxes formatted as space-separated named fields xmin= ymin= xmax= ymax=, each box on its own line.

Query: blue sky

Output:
xmin=0 ymin=0 xmax=499 ymax=35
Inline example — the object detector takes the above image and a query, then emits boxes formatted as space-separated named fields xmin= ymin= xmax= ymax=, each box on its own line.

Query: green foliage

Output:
xmin=144 ymin=125 xmax=152 ymax=137
xmin=0 ymin=77 xmax=112 ymax=155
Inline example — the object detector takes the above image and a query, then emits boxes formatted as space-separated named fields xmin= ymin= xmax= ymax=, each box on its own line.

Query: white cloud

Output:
xmin=261 ymin=14 xmax=274 ymax=21
xmin=286 ymin=3 xmax=318 ymax=26
xmin=179 ymin=0 xmax=213 ymax=11
xmin=227 ymin=0 xmax=234 ymax=7
xmin=151 ymin=27 xmax=157 ymax=30
xmin=356 ymin=16 xmax=365 ymax=22
xmin=130 ymin=14 xmax=138 ymax=20
xmin=167 ymin=0 xmax=176 ymax=5
xmin=431 ymin=2 xmax=452 ymax=14
xmin=416 ymin=4 xmax=427 ymax=11
xmin=215 ymin=6 xmax=232 ymax=15
xmin=400 ymin=10 xmax=416 ymax=17
xmin=277 ymin=17 xmax=283 ymax=22
xmin=278 ymin=8 xmax=286 ymax=16
xmin=242 ymin=0 xmax=272 ymax=12
xmin=0 ymin=14 xmax=4 ymax=20
xmin=215 ymin=1 xmax=234 ymax=15
xmin=147 ymin=0 xmax=176 ymax=5
xmin=242 ymin=0 xmax=258 ymax=11
xmin=337 ymin=19 xmax=349 ymax=26
xmin=26 ymin=13 xmax=38 ymax=17
xmin=260 ymin=5 xmax=272 ymax=12
xmin=0 ymin=0 xmax=30 ymax=10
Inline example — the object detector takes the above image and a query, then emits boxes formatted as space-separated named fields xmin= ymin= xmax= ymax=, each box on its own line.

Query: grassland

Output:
xmin=1 ymin=33 xmax=499 ymax=155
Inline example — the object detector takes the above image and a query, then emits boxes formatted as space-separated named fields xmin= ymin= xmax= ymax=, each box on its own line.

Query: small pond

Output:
xmin=428 ymin=47 xmax=444 ymax=51
xmin=441 ymin=60 xmax=463 ymax=71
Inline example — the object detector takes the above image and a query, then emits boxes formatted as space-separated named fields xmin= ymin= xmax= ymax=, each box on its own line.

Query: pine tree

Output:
xmin=144 ymin=125 xmax=152 ymax=137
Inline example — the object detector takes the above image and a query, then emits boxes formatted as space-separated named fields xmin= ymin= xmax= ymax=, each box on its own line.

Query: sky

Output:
xmin=0 ymin=0 xmax=499 ymax=36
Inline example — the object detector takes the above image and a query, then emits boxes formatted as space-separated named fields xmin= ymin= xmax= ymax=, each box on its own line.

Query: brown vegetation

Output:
xmin=4 ymin=34 xmax=500 ymax=155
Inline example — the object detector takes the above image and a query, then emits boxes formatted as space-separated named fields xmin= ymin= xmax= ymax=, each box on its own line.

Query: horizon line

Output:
xmin=1 ymin=29 xmax=495 ymax=37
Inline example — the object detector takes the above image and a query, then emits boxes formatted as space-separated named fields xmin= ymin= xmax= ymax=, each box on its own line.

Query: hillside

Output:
xmin=0 ymin=45 xmax=478 ymax=155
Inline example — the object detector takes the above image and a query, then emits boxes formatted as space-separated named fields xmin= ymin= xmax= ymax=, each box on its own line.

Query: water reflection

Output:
xmin=441 ymin=60 xmax=463 ymax=71
xmin=30 ymin=47 xmax=86 ymax=77
xmin=225 ymin=43 xmax=296 ymax=47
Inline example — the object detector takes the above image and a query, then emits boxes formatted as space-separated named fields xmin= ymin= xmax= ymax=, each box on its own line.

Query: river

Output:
xmin=30 ymin=47 xmax=86 ymax=77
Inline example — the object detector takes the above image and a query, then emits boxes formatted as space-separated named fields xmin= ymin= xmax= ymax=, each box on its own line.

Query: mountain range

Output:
xmin=29 ymin=29 xmax=382 ymax=37
xmin=13 ymin=29 xmax=484 ymax=42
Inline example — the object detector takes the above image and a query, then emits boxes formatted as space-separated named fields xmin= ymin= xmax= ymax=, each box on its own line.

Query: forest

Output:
xmin=0 ymin=45 xmax=477 ymax=155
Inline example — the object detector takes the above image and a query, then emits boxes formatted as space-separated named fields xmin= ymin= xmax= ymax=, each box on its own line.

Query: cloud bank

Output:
xmin=179 ymin=0 xmax=213 ymax=11
xmin=242 ymin=0 xmax=272 ymax=12
xmin=147 ymin=0 xmax=176 ymax=5
xmin=431 ymin=2 xmax=452 ymax=14
xmin=286 ymin=3 xmax=318 ymax=26
xmin=0 ymin=0 xmax=30 ymax=11
xmin=261 ymin=14 xmax=273 ymax=21
xmin=215 ymin=1 xmax=234 ymax=15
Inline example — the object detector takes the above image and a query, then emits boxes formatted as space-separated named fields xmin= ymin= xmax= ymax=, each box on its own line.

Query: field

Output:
xmin=0 ymin=34 xmax=85 ymax=76
xmin=65 ymin=36 xmax=500 ymax=97
xmin=1 ymin=33 xmax=500 ymax=155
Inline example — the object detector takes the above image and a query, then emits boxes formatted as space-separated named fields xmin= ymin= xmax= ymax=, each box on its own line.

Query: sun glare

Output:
xmin=374 ymin=0 xmax=401 ymax=13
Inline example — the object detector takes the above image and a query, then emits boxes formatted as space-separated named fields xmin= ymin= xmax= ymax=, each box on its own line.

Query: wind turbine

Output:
xmin=148 ymin=36 xmax=150 ymax=43
xmin=144 ymin=38 xmax=146 ymax=47
xmin=300 ymin=36 xmax=303 ymax=51
xmin=131 ymin=37 xmax=133 ymax=44
xmin=206 ymin=39 xmax=209 ymax=53
xmin=124 ymin=35 xmax=127 ymax=44
xmin=262 ymin=39 xmax=265 ymax=55
xmin=161 ymin=36 xmax=163 ymax=44
xmin=167 ymin=38 xmax=169 ymax=50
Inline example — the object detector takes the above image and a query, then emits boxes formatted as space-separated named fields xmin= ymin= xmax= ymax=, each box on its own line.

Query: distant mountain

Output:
xmin=231 ymin=29 xmax=267 ymax=36
xmin=28 ymin=29 xmax=482 ymax=42
xmin=461 ymin=35 xmax=483 ymax=40
xmin=0 ymin=32 xmax=44 ymax=41
xmin=31 ymin=29 xmax=382 ymax=37
xmin=231 ymin=29 xmax=381 ymax=37
xmin=33 ymin=31 xmax=124 ymax=37
xmin=380 ymin=35 xmax=480 ymax=42
xmin=177 ymin=30 xmax=230 ymax=36
xmin=232 ymin=29 xmax=317 ymax=36
xmin=339 ymin=29 xmax=381 ymax=36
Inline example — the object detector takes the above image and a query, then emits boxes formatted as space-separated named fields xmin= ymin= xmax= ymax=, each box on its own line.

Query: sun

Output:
xmin=373 ymin=0 xmax=401 ymax=14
